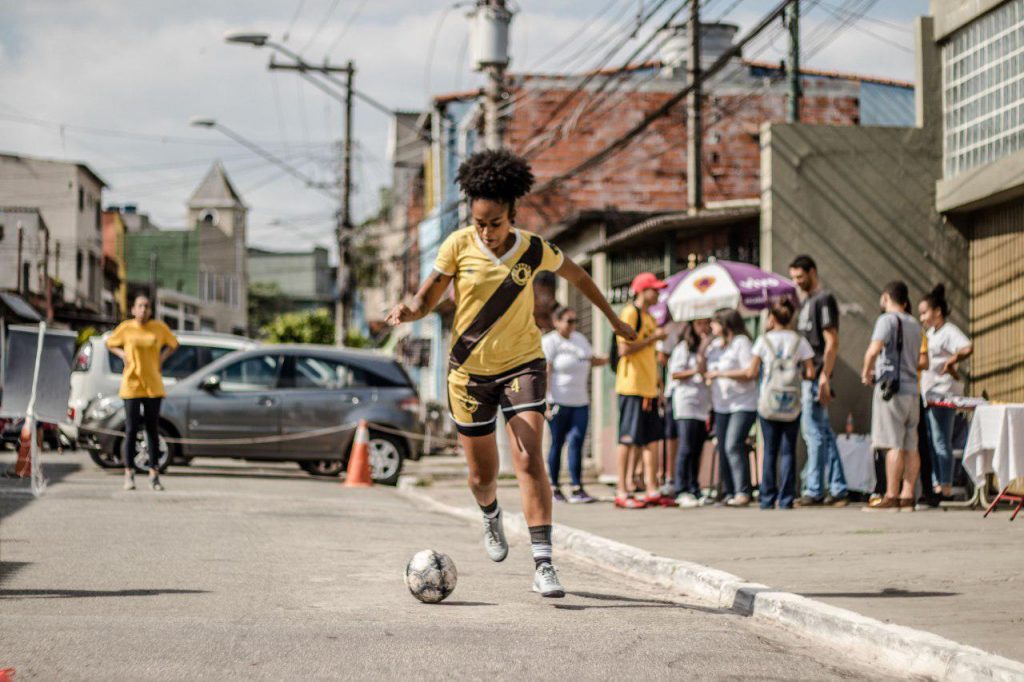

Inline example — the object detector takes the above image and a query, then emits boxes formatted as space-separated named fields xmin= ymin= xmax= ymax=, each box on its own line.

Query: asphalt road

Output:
xmin=0 ymin=453 xmax=890 ymax=680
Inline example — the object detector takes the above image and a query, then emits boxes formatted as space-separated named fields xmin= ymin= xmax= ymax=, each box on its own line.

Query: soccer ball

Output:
xmin=405 ymin=549 xmax=457 ymax=603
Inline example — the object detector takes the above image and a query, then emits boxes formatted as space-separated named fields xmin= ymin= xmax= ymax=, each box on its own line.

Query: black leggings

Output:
xmin=124 ymin=397 xmax=162 ymax=471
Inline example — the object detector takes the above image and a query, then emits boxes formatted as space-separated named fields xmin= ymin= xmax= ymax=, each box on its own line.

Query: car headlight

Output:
xmin=85 ymin=397 xmax=124 ymax=423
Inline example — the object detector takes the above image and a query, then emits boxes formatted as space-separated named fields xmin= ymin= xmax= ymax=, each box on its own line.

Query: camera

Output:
xmin=879 ymin=377 xmax=899 ymax=402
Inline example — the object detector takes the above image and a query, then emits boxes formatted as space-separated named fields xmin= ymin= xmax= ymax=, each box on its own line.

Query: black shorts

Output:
xmin=448 ymin=359 xmax=547 ymax=437
xmin=618 ymin=394 xmax=664 ymax=446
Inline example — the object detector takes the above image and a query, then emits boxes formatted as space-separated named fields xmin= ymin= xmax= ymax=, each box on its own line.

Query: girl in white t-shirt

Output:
xmin=918 ymin=284 xmax=973 ymax=497
xmin=666 ymin=318 xmax=711 ymax=506
xmin=704 ymin=309 xmax=758 ymax=506
xmin=542 ymin=306 xmax=609 ymax=504
xmin=745 ymin=300 xmax=815 ymax=509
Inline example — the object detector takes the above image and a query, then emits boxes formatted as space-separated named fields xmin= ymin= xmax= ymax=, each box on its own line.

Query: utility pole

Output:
xmin=473 ymin=0 xmax=513 ymax=150
xmin=42 ymin=227 xmax=52 ymax=322
xmin=687 ymin=0 xmax=703 ymax=214
xmin=16 ymin=223 xmax=24 ymax=294
xmin=786 ymin=0 xmax=801 ymax=123
xmin=54 ymin=241 xmax=60 ymax=280
xmin=269 ymin=58 xmax=355 ymax=345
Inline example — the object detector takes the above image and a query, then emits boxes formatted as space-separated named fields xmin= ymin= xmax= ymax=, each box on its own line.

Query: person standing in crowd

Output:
xmin=918 ymin=284 xmax=973 ymax=499
xmin=667 ymin=319 xmax=712 ymax=508
xmin=704 ymin=308 xmax=757 ymax=507
xmin=614 ymin=272 xmax=675 ymax=509
xmin=543 ymin=305 xmax=608 ymax=504
xmin=746 ymin=300 xmax=815 ymax=509
xmin=789 ymin=255 xmax=849 ymax=507
xmin=862 ymin=281 xmax=923 ymax=512
xmin=106 ymin=295 xmax=179 ymax=492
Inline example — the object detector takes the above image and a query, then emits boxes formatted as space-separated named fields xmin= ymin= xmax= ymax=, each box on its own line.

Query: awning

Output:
xmin=590 ymin=205 xmax=760 ymax=254
xmin=0 ymin=292 xmax=43 ymax=322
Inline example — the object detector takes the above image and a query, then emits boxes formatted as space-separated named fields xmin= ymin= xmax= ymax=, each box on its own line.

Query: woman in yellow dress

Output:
xmin=106 ymin=295 xmax=179 ymax=491
xmin=387 ymin=150 xmax=635 ymax=597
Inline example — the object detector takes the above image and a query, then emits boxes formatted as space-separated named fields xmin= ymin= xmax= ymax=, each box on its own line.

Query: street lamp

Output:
xmin=224 ymin=30 xmax=270 ymax=47
xmin=188 ymin=116 xmax=335 ymax=197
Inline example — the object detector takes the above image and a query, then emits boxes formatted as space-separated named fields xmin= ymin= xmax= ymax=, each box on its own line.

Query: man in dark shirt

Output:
xmin=790 ymin=255 xmax=848 ymax=506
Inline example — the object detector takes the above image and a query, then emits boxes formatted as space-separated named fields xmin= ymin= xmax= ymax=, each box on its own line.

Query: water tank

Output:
xmin=657 ymin=23 xmax=740 ymax=77
xmin=469 ymin=4 xmax=513 ymax=70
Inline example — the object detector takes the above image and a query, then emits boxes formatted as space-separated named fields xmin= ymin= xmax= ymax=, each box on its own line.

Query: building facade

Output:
xmin=928 ymin=0 xmax=1024 ymax=402
xmin=0 ymin=154 xmax=109 ymax=326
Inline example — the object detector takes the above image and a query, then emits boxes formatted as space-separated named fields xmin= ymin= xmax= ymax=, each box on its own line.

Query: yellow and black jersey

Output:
xmin=435 ymin=226 xmax=564 ymax=376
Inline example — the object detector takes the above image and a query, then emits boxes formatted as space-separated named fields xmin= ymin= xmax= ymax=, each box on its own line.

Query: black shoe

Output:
xmin=794 ymin=495 xmax=824 ymax=507
xmin=552 ymin=487 xmax=567 ymax=503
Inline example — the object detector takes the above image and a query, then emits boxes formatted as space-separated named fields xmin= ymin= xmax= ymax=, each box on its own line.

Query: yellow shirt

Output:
xmin=615 ymin=304 xmax=659 ymax=398
xmin=106 ymin=319 xmax=179 ymax=399
xmin=435 ymin=227 xmax=564 ymax=376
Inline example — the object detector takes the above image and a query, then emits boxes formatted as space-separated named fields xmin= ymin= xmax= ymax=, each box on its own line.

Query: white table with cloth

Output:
xmin=962 ymin=404 xmax=1024 ymax=486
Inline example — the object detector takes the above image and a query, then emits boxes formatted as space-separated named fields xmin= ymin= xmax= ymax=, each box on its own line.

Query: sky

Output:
xmin=0 ymin=0 xmax=929 ymax=256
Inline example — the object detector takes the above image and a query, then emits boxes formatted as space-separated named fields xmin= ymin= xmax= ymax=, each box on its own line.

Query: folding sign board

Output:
xmin=0 ymin=324 xmax=77 ymax=423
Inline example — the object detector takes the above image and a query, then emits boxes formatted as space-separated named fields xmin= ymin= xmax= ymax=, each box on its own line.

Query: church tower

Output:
xmin=188 ymin=161 xmax=248 ymax=335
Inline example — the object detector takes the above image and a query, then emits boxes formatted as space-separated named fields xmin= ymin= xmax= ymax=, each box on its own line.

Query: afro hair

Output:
xmin=456 ymin=149 xmax=534 ymax=205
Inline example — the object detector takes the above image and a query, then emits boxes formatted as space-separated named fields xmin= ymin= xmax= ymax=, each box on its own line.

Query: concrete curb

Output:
xmin=397 ymin=480 xmax=1024 ymax=682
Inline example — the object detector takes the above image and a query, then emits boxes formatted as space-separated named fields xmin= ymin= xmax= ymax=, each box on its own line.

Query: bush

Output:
xmin=262 ymin=309 xmax=334 ymax=345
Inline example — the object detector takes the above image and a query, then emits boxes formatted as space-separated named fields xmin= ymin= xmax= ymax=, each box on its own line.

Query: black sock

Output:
xmin=479 ymin=499 xmax=499 ymax=518
xmin=529 ymin=524 xmax=552 ymax=568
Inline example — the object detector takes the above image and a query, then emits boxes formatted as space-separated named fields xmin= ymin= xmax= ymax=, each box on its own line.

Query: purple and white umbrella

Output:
xmin=658 ymin=259 xmax=797 ymax=322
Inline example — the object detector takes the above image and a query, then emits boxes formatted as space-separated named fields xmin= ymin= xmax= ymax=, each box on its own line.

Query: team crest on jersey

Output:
xmin=511 ymin=262 xmax=532 ymax=285
xmin=461 ymin=395 xmax=479 ymax=414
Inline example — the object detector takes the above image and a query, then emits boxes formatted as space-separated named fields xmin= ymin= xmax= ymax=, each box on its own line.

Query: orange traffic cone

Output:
xmin=13 ymin=422 xmax=38 ymax=478
xmin=344 ymin=420 xmax=373 ymax=488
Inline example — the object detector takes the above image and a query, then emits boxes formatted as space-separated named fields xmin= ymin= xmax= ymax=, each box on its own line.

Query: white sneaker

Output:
xmin=124 ymin=471 xmax=135 ymax=491
xmin=675 ymin=492 xmax=699 ymax=509
xmin=482 ymin=508 xmax=508 ymax=562
xmin=533 ymin=563 xmax=565 ymax=598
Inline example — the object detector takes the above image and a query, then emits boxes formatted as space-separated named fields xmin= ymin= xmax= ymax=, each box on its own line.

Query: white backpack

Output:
xmin=757 ymin=333 xmax=803 ymax=422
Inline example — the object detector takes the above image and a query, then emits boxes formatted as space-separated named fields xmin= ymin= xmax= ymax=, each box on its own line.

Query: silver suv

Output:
xmin=66 ymin=331 xmax=256 ymax=444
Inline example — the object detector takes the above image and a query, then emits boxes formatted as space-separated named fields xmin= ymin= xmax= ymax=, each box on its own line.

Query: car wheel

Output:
xmin=367 ymin=431 xmax=405 ymax=486
xmin=300 ymin=459 xmax=345 ymax=477
xmin=88 ymin=447 xmax=123 ymax=469
xmin=121 ymin=426 xmax=176 ymax=474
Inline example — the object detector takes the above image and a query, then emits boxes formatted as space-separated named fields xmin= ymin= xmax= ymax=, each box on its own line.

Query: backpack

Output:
xmin=757 ymin=332 xmax=803 ymax=422
xmin=608 ymin=303 xmax=642 ymax=372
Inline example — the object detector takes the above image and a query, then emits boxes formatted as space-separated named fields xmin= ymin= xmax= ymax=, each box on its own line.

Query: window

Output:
xmin=291 ymin=356 xmax=357 ymax=390
xmin=162 ymin=346 xmax=200 ymax=379
xmin=207 ymin=346 xmax=238 ymax=364
xmin=78 ymin=188 xmax=84 ymax=211
xmin=76 ymin=250 xmax=83 ymax=281
xmin=942 ymin=0 xmax=1024 ymax=176
xmin=217 ymin=355 xmax=281 ymax=392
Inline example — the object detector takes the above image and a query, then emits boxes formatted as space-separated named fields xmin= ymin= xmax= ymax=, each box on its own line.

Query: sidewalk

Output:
xmin=405 ymin=457 xmax=1024 ymax=663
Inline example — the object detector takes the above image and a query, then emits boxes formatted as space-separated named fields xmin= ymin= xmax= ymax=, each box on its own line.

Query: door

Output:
xmin=276 ymin=354 xmax=372 ymax=458
xmin=186 ymin=353 xmax=283 ymax=458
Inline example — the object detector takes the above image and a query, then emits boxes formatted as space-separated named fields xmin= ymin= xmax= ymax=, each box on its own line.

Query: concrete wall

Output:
xmin=930 ymin=0 xmax=1007 ymax=39
xmin=760 ymin=123 xmax=965 ymax=432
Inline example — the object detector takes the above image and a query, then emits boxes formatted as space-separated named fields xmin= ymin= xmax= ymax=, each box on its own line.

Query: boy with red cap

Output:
xmin=614 ymin=272 xmax=677 ymax=509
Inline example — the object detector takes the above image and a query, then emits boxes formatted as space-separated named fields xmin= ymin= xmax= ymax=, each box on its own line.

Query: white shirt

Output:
xmin=922 ymin=322 xmax=971 ymax=401
xmin=706 ymin=335 xmax=757 ymax=414
xmin=667 ymin=343 xmax=711 ymax=421
xmin=541 ymin=330 xmax=592 ymax=407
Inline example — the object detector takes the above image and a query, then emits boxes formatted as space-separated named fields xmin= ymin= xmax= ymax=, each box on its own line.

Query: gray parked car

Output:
xmin=78 ymin=345 xmax=423 ymax=485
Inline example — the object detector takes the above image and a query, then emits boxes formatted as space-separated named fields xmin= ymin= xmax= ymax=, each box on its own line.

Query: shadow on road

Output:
xmin=164 ymin=465 xmax=333 ymax=483
xmin=436 ymin=601 xmax=498 ymax=607
xmin=801 ymin=588 xmax=960 ymax=599
xmin=0 ymin=462 xmax=81 ymax=520
xmin=0 ymin=587 xmax=209 ymax=600
xmin=558 ymin=590 xmax=728 ymax=614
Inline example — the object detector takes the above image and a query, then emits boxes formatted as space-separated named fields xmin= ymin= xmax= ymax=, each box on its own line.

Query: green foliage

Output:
xmin=77 ymin=326 xmax=99 ymax=348
xmin=262 ymin=308 xmax=334 ymax=345
xmin=344 ymin=330 xmax=372 ymax=348
xmin=248 ymin=282 xmax=290 ymax=338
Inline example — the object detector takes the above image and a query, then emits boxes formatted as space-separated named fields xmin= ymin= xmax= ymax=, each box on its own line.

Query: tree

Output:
xmin=262 ymin=308 xmax=334 ymax=345
xmin=248 ymin=282 xmax=290 ymax=338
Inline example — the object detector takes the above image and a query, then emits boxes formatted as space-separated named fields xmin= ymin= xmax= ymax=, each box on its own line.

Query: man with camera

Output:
xmin=861 ymin=281 xmax=923 ymax=512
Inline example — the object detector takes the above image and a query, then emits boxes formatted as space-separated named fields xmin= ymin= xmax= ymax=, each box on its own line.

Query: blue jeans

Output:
xmin=547 ymin=404 xmax=590 ymax=488
xmin=800 ymin=379 xmax=847 ymax=499
xmin=673 ymin=418 xmax=707 ymax=496
xmin=926 ymin=405 xmax=956 ymax=487
xmin=759 ymin=417 xmax=800 ymax=508
xmin=714 ymin=411 xmax=756 ymax=496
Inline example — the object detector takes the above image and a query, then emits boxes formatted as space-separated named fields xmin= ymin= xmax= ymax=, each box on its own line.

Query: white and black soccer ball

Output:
xmin=405 ymin=549 xmax=457 ymax=604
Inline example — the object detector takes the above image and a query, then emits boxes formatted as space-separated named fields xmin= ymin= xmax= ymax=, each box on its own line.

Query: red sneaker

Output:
xmin=614 ymin=495 xmax=647 ymax=509
xmin=645 ymin=494 xmax=679 ymax=508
